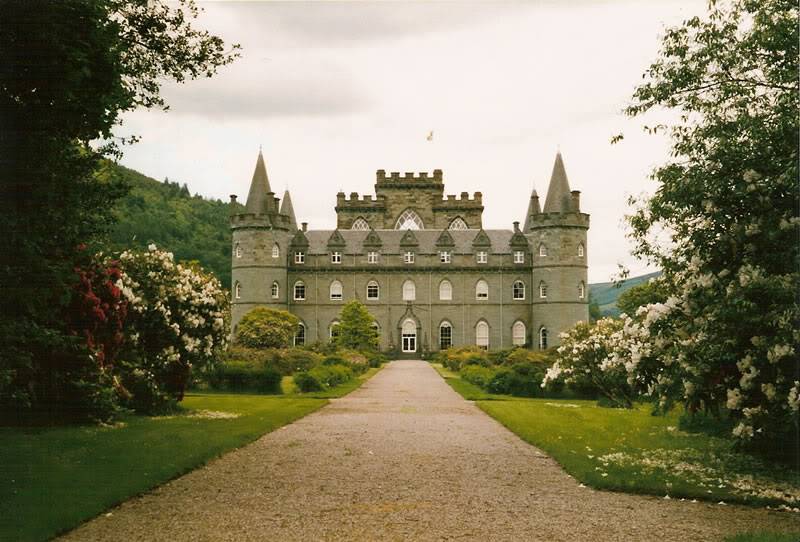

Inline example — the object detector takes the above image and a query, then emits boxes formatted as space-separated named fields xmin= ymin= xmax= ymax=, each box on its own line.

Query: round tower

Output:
xmin=526 ymin=151 xmax=589 ymax=350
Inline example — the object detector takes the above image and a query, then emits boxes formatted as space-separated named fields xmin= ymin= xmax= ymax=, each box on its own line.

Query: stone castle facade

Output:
xmin=230 ymin=151 xmax=589 ymax=356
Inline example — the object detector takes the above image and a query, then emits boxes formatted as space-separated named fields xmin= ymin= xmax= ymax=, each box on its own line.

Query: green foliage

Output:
xmin=460 ymin=365 xmax=497 ymax=390
xmin=487 ymin=364 xmax=546 ymax=397
xmin=333 ymin=300 xmax=379 ymax=351
xmin=236 ymin=307 xmax=299 ymax=350
xmin=616 ymin=278 xmax=667 ymax=317
xmin=725 ymin=533 xmax=800 ymax=542
xmin=435 ymin=346 xmax=490 ymax=372
xmin=209 ymin=361 xmax=282 ymax=394
xmin=294 ymin=364 xmax=354 ymax=392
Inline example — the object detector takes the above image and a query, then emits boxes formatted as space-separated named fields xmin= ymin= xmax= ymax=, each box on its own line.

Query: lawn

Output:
xmin=0 ymin=366 xmax=381 ymax=542
xmin=433 ymin=364 xmax=800 ymax=510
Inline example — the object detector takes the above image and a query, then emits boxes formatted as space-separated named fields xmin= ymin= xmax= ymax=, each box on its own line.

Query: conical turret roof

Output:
xmin=523 ymin=188 xmax=541 ymax=231
xmin=543 ymin=151 xmax=572 ymax=213
xmin=280 ymin=189 xmax=297 ymax=230
xmin=244 ymin=150 xmax=273 ymax=214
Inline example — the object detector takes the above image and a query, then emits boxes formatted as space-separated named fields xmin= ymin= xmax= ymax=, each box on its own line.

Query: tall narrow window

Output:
xmin=329 ymin=321 xmax=340 ymax=340
xmin=330 ymin=280 xmax=343 ymax=301
xmin=271 ymin=281 xmax=279 ymax=299
xmin=404 ymin=251 xmax=415 ymax=264
xmin=539 ymin=281 xmax=548 ymax=299
xmin=439 ymin=321 xmax=453 ymax=349
xmin=577 ymin=243 xmax=585 ymax=257
xmin=402 ymin=279 xmax=416 ymax=301
xmin=476 ymin=279 xmax=489 ymax=300
xmin=367 ymin=280 xmax=380 ymax=300
xmin=539 ymin=244 xmax=548 ymax=257
xmin=578 ymin=281 xmax=585 ymax=299
xmin=440 ymin=251 xmax=451 ymax=263
xmin=293 ymin=281 xmax=306 ymax=301
xmin=512 ymin=280 xmax=525 ymax=300
xmin=294 ymin=323 xmax=306 ymax=346
xmin=539 ymin=327 xmax=548 ymax=350
xmin=235 ymin=244 xmax=242 ymax=258
xmin=272 ymin=243 xmax=280 ymax=258
xmin=512 ymin=321 xmax=526 ymax=346
xmin=294 ymin=251 xmax=305 ymax=264
xmin=439 ymin=279 xmax=453 ymax=301
xmin=331 ymin=251 xmax=342 ymax=264
xmin=476 ymin=251 xmax=487 ymax=264
xmin=234 ymin=281 xmax=241 ymax=299
xmin=476 ymin=321 xmax=489 ymax=350
xmin=351 ymin=217 xmax=370 ymax=230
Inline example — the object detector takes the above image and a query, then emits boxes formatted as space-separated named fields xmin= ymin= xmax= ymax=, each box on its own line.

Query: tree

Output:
xmin=0 ymin=0 xmax=238 ymax=418
xmin=620 ymin=0 xmax=798 ymax=444
xmin=334 ymin=301 xmax=379 ymax=352
xmin=616 ymin=279 xmax=667 ymax=317
xmin=236 ymin=308 xmax=300 ymax=350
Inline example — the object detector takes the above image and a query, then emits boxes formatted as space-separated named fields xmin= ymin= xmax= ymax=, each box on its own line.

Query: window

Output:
xmin=234 ymin=281 xmax=241 ymax=299
xmin=440 ymin=251 xmax=451 ymax=263
xmin=578 ymin=281 xmax=585 ymax=299
xmin=539 ymin=281 xmax=548 ymax=299
xmin=367 ymin=280 xmax=380 ymax=300
xmin=235 ymin=244 xmax=242 ymax=258
xmin=294 ymin=323 xmax=305 ymax=346
xmin=272 ymin=243 xmax=280 ymax=258
xmin=476 ymin=251 xmax=487 ymax=264
xmin=539 ymin=244 xmax=548 ymax=257
xmin=293 ymin=281 xmax=306 ymax=301
xmin=448 ymin=217 xmax=469 ymax=230
xmin=367 ymin=251 xmax=379 ymax=264
xmin=329 ymin=321 xmax=340 ymax=340
xmin=476 ymin=321 xmax=489 ymax=350
xmin=331 ymin=251 xmax=342 ymax=264
xmin=539 ymin=327 xmax=548 ymax=350
xmin=476 ymin=279 xmax=489 ymax=300
xmin=330 ymin=280 xmax=343 ymax=301
xmin=404 ymin=251 xmax=415 ymax=264
xmin=513 ymin=280 xmax=525 ymax=300
xmin=578 ymin=243 xmax=585 ymax=257
xmin=271 ymin=281 xmax=279 ymax=299
xmin=395 ymin=209 xmax=424 ymax=230
xmin=402 ymin=279 xmax=416 ymax=301
xmin=351 ymin=217 xmax=370 ymax=230
xmin=512 ymin=321 xmax=526 ymax=346
xmin=439 ymin=279 xmax=453 ymax=301
xmin=514 ymin=251 xmax=525 ymax=264
xmin=294 ymin=251 xmax=305 ymax=264
xmin=439 ymin=322 xmax=453 ymax=349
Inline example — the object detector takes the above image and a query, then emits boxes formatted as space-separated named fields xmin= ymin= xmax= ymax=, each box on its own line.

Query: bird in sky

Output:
xmin=426 ymin=130 xmax=434 ymax=141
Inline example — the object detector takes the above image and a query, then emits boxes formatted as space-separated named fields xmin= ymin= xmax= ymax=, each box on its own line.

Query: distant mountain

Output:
xmin=589 ymin=271 xmax=661 ymax=317
xmin=105 ymin=164 xmax=232 ymax=287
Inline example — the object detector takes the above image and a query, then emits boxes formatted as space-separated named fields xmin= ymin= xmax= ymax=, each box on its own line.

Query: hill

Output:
xmin=589 ymin=271 xmax=661 ymax=317
xmin=105 ymin=164 xmax=232 ymax=287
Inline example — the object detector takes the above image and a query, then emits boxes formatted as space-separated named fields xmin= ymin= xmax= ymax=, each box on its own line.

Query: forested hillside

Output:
xmin=589 ymin=271 xmax=661 ymax=317
xmin=105 ymin=164 xmax=232 ymax=287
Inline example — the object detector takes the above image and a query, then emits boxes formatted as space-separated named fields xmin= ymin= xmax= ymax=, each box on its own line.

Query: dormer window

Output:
xmin=367 ymin=251 xmax=379 ymax=264
xmin=440 ymin=251 xmax=451 ymax=264
xmin=404 ymin=251 xmax=415 ymax=264
xmin=331 ymin=251 xmax=342 ymax=264
xmin=477 ymin=251 xmax=487 ymax=264
xmin=514 ymin=251 xmax=525 ymax=264
xmin=294 ymin=251 xmax=305 ymax=264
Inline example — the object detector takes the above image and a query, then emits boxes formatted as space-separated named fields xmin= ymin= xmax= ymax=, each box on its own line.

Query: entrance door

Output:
xmin=401 ymin=319 xmax=417 ymax=354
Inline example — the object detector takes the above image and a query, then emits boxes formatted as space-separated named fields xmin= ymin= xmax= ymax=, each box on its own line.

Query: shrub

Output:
xmin=295 ymin=364 xmax=355 ymax=392
xmin=274 ymin=348 xmax=323 ymax=375
xmin=461 ymin=365 xmax=497 ymax=389
xmin=333 ymin=300 xmax=379 ymax=351
xmin=207 ymin=360 xmax=281 ymax=394
xmin=438 ymin=346 xmax=490 ymax=371
xmin=294 ymin=371 xmax=323 ymax=392
xmin=487 ymin=364 xmax=545 ymax=397
xmin=235 ymin=307 xmax=298 ymax=349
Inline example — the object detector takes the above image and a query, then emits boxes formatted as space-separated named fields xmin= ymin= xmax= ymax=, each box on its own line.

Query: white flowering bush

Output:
xmin=117 ymin=245 xmax=229 ymax=411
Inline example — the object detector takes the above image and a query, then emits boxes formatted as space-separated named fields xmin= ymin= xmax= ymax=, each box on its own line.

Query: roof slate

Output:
xmin=302 ymin=229 xmax=520 ymax=254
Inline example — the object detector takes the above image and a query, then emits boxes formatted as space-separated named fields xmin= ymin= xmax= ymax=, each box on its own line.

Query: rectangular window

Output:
xmin=440 ymin=251 xmax=451 ymax=264
xmin=294 ymin=251 xmax=305 ymax=264
xmin=514 ymin=251 xmax=525 ymax=264
xmin=331 ymin=251 xmax=341 ymax=264
xmin=477 ymin=251 xmax=487 ymax=264
xmin=367 ymin=283 xmax=379 ymax=300
xmin=294 ymin=284 xmax=305 ymax=300
xmin=404 ymin=251 xmax=415 ymax=264
xmin=367 ymin=251 xmax=379 ymax=264
xmin=440 ymin=325 xmax=452 ymax=349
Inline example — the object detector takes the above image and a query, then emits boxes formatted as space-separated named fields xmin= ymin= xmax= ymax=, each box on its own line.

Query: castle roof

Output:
xmin=542 ymin=151 xmax=572 ymax=213
xmin=523 ymin=189 xmax=541 ymax=231
xmin=279 ymin=189 xmax=297 ymax=230
xmin=301 ymin=229 xmax=518 ymax=255
xmin=244 ymin=150 xmax=273 ymax=214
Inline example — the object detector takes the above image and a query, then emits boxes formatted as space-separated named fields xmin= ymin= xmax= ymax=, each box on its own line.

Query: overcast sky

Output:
xmin=118 ymin=0 xmax=706 ymax=283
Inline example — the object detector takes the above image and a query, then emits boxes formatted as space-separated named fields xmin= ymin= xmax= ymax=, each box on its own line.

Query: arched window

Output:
xmin=272 ymin=243 xmax=280 ymax=258
xmin=402 ymin=279 xmax=416 ymax=301
xmin=294 ymin=323 xmax=306 ymax=346
xmin=512 ymin=321 xmax=526 ymax=346
xmin=351 ymin=217 xmax=370 ymax=230
xmin=329 ymin=321 xmax=340 ymax=340
xmin=330 ymin=280 xmax=343 ymax=301
xmin=539 ymin=327 xmax=548 ymax=350
xmin=293 ymin=281 xmax=306 ymax=301
xmin=475 ymin=279 xmax=489 ymax=300
xmin=476 ymin=321 xmax=489 ymax=350
xmin=439 ymin=321 xmax=453 ymax=349
xmin=539 ymin=244 xmax=548 ymax=257
xmin=367 ymin=280 xmax=380 ymax=300
xmin=234 ymin=281 xmax=241 ymax=299
xmin=539 ymin=281 xmax=548 ymax=299
xmin=395 ymin=209 xmax=424 ymax=230
xmin=578 ymin=281 xmax=585 ymax=299
xmin=577 ymin=243 xmax=585 ymax=257
xmin=439 ymin=279 xmax=453 ymax=301
xmin=512 ymin=280 xmax=525 ymax=300
xmin=448 ymin=217 xmax=469 ymax=230
xmin=271 ymin=281 xmax=279 ymax=299
xmin=235 ymin=243 xmax=242 ymax=258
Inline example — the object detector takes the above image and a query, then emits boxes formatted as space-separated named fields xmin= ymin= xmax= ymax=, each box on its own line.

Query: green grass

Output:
xmin=725 ymin=532 xmax=800 ymax=542
xmin=0 ymin=365 xmax=382 ymax=542
xmin=434 ymin=364 xmax=800 ymax=509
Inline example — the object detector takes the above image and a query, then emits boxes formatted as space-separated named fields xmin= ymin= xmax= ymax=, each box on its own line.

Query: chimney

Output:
xmin=229 ymin=194 xmax=237 ymax=204
xmin=513 ymin=221 xmax=520 ymax=232
xmin=571 ymin=190 xmax=581 ymax=212
xmin=301 ymin=222 xmax=308 ymax=232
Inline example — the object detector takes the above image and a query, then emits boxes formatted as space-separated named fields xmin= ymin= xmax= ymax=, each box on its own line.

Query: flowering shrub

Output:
xmin=117 ymin=245 xmax=229 ymax=410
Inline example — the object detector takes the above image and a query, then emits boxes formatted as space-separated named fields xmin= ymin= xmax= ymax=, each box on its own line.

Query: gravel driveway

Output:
xmin=62 ymin=360 xmax=799 ymax=541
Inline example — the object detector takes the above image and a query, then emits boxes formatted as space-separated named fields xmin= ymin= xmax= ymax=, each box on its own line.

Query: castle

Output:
xmin=229 ymin=151 xmax=589 ymax=356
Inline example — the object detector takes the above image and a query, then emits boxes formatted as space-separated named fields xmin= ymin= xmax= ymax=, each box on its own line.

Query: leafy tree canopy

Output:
xmin=236 ymin=308 xmax=300 ymax=350
xmin=616 ymin=279 xmax=667 ymax=318
xmin=334 ymin=301 xmax=379 ymax=352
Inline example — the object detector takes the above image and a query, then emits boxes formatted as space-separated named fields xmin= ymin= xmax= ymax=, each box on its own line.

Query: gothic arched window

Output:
xmin=475 ymin=279 xmax=489 ymax=300
xmin=439 ymin=279 xmax=453 ymax=301
xmin=578 ymin=243 xmax=585 ymax=257
xmin=351 ymin=217 xmax=370 ymax=230
xmin=448 ymin=217 xmax=469 ymax=230
xmin=539 ymin=327 xmax=549 ymax=350
xmin=272 ymin=243 xmax=280 ymax=258
xmin=330 ymin=280 xmax=343 ymax=301
xmin=439 ymin=321 xmax=453 ymax=349
xmin=476 ymin=321 xmax=489 ymax=350
xmin=578 ymin=281 xmax=586 ymax=299
xmin=294 ymin=323 xmax=306 ymax=346
xmin=234 ymin=281 xmax=241 ymax=299
xmin=271 ymin=281 xmax=279 ymax=299
xmin=539 ymin=243 xmax=548 ymax=257
xmin=512 ymin=321 xmax=526 ymax=346
xmin=395 ymin=209 xmax=424 ymax=230
xmin=402 ymin=279 xmax=416 ymax=301
xmin=512 ymin=280 xmax=525 ymax=300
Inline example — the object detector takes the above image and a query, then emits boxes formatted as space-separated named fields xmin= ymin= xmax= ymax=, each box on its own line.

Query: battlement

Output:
xmin=439 ymin=192 xmax=483 ymax=204
xmin=336 ymin=192 xmax=386 ymax=206
xmin=376 ymin=169 xmax=444 ymax=183
xmin=528 ymin=211 xmax=590 ymax=230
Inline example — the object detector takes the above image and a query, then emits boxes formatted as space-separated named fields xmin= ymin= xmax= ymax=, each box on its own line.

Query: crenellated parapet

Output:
xmin=376 ymin=169 xmax=444 ymax=186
